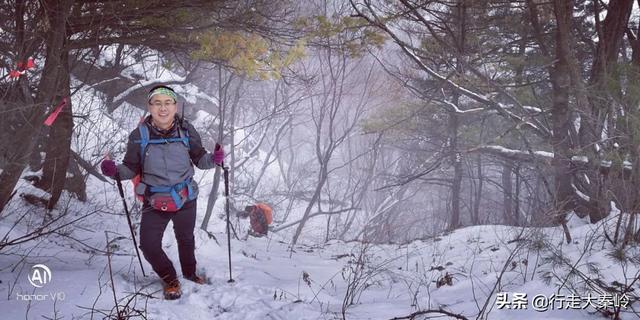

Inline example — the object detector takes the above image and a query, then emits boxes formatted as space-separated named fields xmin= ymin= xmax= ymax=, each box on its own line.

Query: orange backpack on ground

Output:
xmin=248 ymin=203 xmax=273 ymax=235
xmin=255 ymin=203 xmax=273 ymax=224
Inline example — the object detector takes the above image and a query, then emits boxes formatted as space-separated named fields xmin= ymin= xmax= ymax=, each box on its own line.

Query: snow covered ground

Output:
xmin=1 ymin=179 xmax=638 ymax=320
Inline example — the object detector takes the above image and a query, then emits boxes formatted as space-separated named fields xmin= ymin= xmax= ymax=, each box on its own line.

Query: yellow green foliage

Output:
xmin=295 ymin=15 xmax=387 ymax=58
xmin=189 ymin=31 xmax=306 ymax=79
xmin=166 ymin=12 xmax=385 ymax=78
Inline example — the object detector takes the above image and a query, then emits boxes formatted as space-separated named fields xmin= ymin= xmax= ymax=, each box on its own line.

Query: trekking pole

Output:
xmin=222 ymin=163 xmax=235 ymax=283
xmin=115 ymin=173 xmax=146 ymax=277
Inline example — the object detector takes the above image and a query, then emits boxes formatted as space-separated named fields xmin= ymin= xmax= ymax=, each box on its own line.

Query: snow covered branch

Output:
xmin=467 ymin=145 xmax=634 ymax=173
xmin=467 ymin=145 xmax=553 ymax=163
xmin=111 ymin=76 xmax=187 ymax=107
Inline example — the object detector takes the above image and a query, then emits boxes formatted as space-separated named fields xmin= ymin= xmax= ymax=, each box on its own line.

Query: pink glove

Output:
xmin=212 ymin=143 xmax=224 ymax=166
xmin=101 ymin=159 xmax=118 ymax=177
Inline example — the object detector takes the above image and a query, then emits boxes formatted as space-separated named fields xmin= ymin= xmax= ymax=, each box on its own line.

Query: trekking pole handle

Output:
xmin=214 ymin=143 xmax=228 ymax=169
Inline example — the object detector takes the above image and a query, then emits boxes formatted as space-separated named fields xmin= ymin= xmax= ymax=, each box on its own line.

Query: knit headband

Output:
xmin=148 ymin=87 xmax=177 ymax=102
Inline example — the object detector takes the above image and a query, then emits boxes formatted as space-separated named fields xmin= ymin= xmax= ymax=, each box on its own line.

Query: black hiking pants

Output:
xmin=139 ymin=199 xmax=197 ymax=283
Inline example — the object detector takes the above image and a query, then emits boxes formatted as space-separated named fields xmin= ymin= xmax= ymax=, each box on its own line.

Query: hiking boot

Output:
xmin=185 ymin=274 xmax=206 ymax=284
xmin=163 ymin=279 xmax=181 ymax=300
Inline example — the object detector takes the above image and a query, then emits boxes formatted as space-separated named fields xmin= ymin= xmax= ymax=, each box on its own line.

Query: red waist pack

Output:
xmin=148 ymin=187 xmax=188 ymax=212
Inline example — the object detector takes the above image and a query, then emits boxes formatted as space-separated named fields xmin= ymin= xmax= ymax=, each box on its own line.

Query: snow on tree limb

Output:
xmin=467 ymin=145 xmax=633 ymax=172
xmin=572 ymin=183 xmax=591 ymax=201
xmin=440 ymin=99 xmax=485 ymax=114
xmin=467 ymin=145 xmax=553 ymax=162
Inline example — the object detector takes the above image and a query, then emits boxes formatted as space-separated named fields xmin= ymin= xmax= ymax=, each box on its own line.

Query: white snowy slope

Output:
xmin=1 ymin=179 xmax=638 ymax=320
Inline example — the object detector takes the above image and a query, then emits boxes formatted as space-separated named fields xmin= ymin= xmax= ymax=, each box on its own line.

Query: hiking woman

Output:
xmin=100 ymin=85 xmax=224 ymax=299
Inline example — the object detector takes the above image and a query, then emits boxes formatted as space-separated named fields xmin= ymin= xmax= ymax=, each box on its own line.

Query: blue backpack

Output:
xmin=133 ymin=123 xmax=195 ymax=211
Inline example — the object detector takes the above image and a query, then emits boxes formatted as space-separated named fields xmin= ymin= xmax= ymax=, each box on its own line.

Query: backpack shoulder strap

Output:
xmin=136 ymin=124 xmax=150 ymax=165
xmin=178 ymin=125 xmax=190 ymax=149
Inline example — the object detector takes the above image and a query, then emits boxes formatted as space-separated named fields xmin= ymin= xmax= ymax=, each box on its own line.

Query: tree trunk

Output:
xmin=472 ymin=154 xmax=482 ymax=225
xmin=228 ymin=77 xmax=242 ymax=187
xmin=339 ymin=134 xmax=382 ymax=239
xmin=449 ymin=112 xmax=462 ymax=229
xmin=622 ymin=16 xmax=640 ymax=245
xmin=64 ymin=156 xmax=87 ymax=202
xmin=201 ymin=66 xmax=226 ymax=231
xmin=514 ymin=164 xmax=521 ymax=226
xmin=448 ymin=0 xmax=466 ymax=230
xmin=36 ymin=50 xmax=73 ymax=210
xmin=502 ymin=161 xmax=514 ymax=225
xmin=578 ymin=0 xmax=634 ymax=222
xmin=550 ymin=0 xmax=577 ymax=225
xmin=291 ymin=166 xmax=328 ymax=246
xmin=0 ymin=0 xmax=73 ymax=215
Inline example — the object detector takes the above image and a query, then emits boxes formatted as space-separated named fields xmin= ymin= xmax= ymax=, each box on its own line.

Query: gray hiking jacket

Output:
xmin=117 ymin=116 xmax=217 ymax=197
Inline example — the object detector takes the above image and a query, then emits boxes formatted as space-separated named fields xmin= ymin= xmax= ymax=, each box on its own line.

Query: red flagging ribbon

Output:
xmin=43 ymin=97 xmax=68 ymax=126
xmin=9 ymin=70 xmax=23 ymax=78
xmin=9 ymin=58 xmax=36 ymax=79
xmin=17 ymin=58 xmax=35 ymax=70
